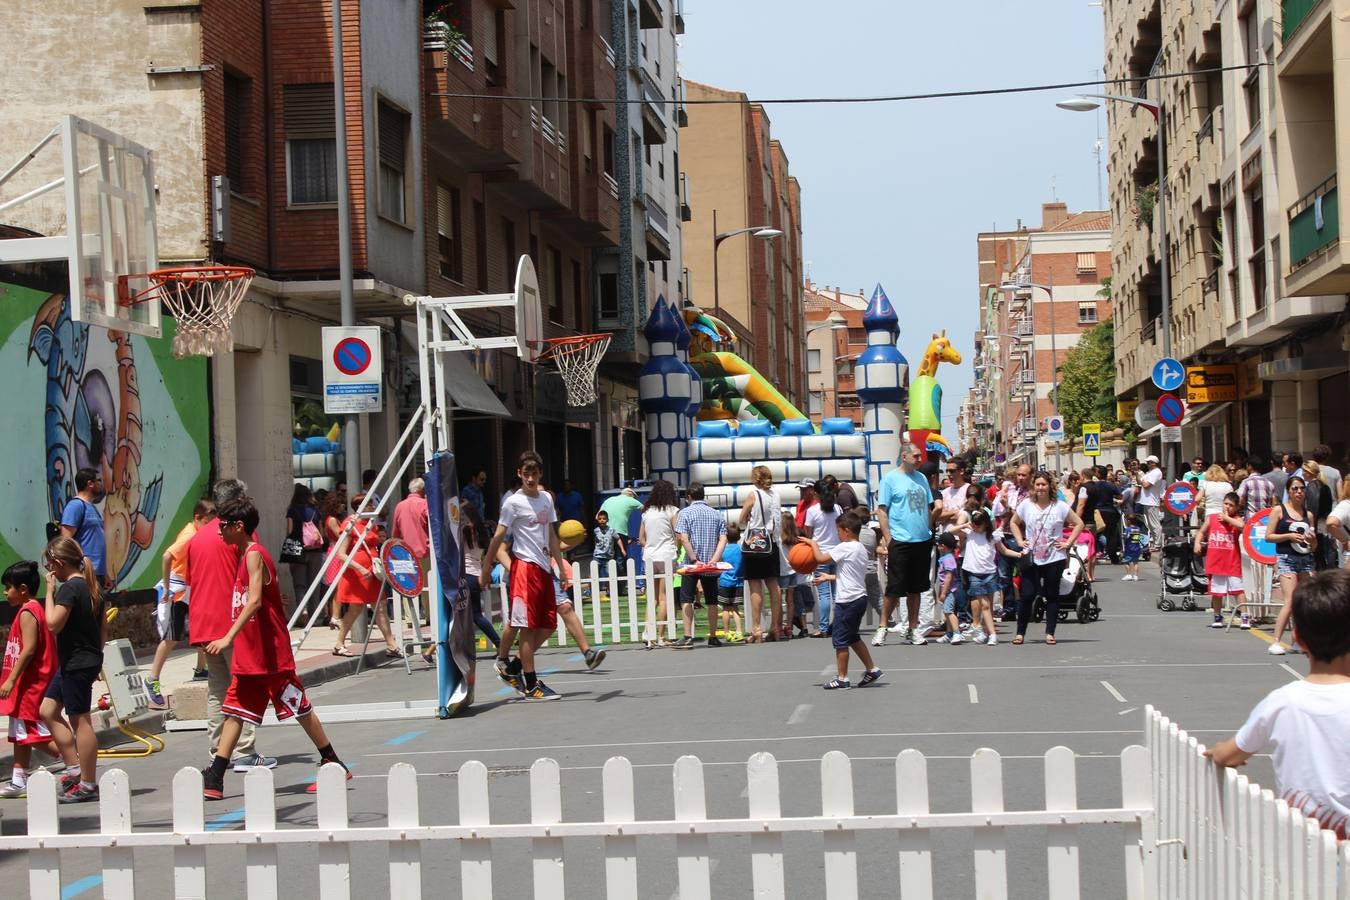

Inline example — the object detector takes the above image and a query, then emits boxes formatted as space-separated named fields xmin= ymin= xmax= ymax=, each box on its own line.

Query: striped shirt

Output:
xmin=675 ymin=501 xmax=727 ymax=562
xmin=1237 ymin=474 xmax=1276 ymax=518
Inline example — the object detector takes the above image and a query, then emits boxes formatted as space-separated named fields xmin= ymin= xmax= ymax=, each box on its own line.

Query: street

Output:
xmin=0 ymin=574 xmax=1303 ymax=898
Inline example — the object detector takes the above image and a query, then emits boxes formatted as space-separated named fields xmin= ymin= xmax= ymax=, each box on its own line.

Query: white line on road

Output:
xmin=1118 ymin=707 xmax=1138 ymax=716
xmin=820 ymin=665 xmax=836 ymax=678
xmin=968 ymin=684 xmax=979 ymax=704
xmin=787 ymin=704 xmax=812 ymax=725
xmin=1279 ymin=663 xmax=1304 ymax=680
xmin=1100 ymin=680 xmax=1127 ymax=703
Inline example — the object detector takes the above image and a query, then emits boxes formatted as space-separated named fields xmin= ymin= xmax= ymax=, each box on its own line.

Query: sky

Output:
xmin=678 ymin=0 xmax=1109 ymax=433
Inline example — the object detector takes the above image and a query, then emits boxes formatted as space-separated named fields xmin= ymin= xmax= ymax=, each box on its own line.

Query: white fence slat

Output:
xmin=1164 ymin=722 xmax=1180 ymax=900
xmin=1333 ymin=834 xmax=1349 ymax=900
xmin=970 ymin=749 xmax=1009 ymax=900
xmin=625 ymin=559 xmax=639 ymax=642
xmin=1043 ymin=747 xmax=1080 ymax=900
xmin=895 ymin=749 xmax=934 ymax=899
xmin=172 ymin=768 xmax=207 ymax=899
xmin=602 ymin=757 xmax=638 ymax=900
xmin=747 ymin=752 xmax=785 ymax=900
xmin=317 ymin=763 xmax=352 ymax=899
xmin=1220 ymin=767 xmax=1239 ymax=900
xmin=643 ymin=562 xmax=657 ymax=643
xmin=673 ymin=755 xmax=712 ymax=900
xmin=820 ymin=751 xmax=858 ymax=900
xmin=244 ymin=766 xmax=280 ymax=900
xmin=1120 ymin=745 xmax=1153 ymax=900
xmin=589 ymin=561 xmax=604 ymax=644
xmin=386 ymin=764 xmax=423 ymax=896
xmin=1273 ymin=802 xmax=1292 ymax=900
xmin=458 ymin=760 xmax=493 ymax=899
xmin=99 ymin=769 xmax=136 ymax=897
xmin=1181 ymin=733 xmax=1197 ymax=900
xmin=531 ymin=758 xmax=565 ymax=900
xmin=25 ymin=769 xmax=61 ymax=899
xmin=1244 ymin=782 xmax=1262 ymax=899
xmin=1236 ymin=774 xmax=1255 ymax=899
xmin=606 ymin=560 xmax=622 ymax=644
xmin=1260 ymin=788 xmax=1278 ymax=900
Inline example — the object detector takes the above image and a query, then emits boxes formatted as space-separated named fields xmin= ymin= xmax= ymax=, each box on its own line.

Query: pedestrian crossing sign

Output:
xmin=1082 ymin=424 xmax=1101 ymax=457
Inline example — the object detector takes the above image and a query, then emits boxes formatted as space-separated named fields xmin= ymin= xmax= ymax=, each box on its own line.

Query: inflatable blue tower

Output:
xmin=639 ymin=296 xmax=694 ymax=487
xmin=855 ymin=285 xmax=909 ymax=504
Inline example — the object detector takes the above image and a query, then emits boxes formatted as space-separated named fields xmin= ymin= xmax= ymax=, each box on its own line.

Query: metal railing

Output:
xmin=1288 ymin=173 xmax=1338 ymax=270
xmin=1282 ymin=0 xmax=1324 ymax=42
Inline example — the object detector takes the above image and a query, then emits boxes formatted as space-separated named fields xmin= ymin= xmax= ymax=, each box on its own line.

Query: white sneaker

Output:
xmin=1121 ymin=574 xmax=1132 ymax=581
xmin=871 ymin=627 xmax=887 ymax=647
xmin=969 ymin=628 xmax=987 ymax=643
xmin=1267 ymin=643 xmax=1287 ymax=656
xmin=908 ymin=629 xmax=927 ymax=646
xmin=985 ymin=634 xmax=998 ymax=646
xmin=949 ymin=631 xmax=964 ymax=644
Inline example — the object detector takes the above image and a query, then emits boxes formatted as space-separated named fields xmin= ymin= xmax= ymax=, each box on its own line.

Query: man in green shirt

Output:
xmin=599 ymin=488 xmax=644 ymax=541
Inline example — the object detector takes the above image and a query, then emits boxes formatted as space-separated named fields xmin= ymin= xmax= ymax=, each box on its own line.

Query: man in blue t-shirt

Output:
xmin=872 ymin=445 xmax=939 ymax=647
xmin=60 ymin=467 xmax=110 ymax=589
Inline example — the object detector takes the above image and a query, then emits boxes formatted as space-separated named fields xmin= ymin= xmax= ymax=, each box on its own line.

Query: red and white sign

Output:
xmin=1162 ymin=481 xmax=1198 ymax=516
xmin=322 ymin=326 xmax=383 ymax=414
xmin=1241 ymin=508 xmax=1279 ymax=566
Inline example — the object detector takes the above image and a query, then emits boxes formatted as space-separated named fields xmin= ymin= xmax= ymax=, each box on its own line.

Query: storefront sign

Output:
xmin=1237 ymin=356 xmax=1264 ymax=400
xmin=1116 ymin=399 xmax=1139 ymax=423
xmin=1185 ymin=365 xmax=1238 ymax=403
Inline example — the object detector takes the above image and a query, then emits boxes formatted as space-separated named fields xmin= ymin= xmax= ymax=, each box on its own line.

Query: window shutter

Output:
xmin=482 ymin=11 xmax=498 ymax=64
xmin=1076 ymin=252 xmax=1096 ymax=272
xmin=283 ymin=84 xmax=335 ymax=138
xmin=378 ymin=104 xmax=405 ymax=170
xmin=436 ymin=186 xmax=452 ymax=237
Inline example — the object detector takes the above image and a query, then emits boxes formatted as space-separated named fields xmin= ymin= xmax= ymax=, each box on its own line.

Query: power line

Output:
xmin=431 ymin=62 xmax=1267 ymax=106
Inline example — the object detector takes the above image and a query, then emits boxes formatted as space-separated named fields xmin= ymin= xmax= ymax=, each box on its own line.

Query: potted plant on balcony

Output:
xmin=424 ymin=2 xmax=471 ymax=68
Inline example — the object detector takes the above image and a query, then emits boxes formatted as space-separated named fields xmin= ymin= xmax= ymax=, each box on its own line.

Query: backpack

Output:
xmin=51 ymin=497 xmax=90 ymax=543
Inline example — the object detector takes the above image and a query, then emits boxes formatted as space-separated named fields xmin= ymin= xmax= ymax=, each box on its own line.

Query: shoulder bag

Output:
xmin=741 ymin=490 xmax=774 ymax=557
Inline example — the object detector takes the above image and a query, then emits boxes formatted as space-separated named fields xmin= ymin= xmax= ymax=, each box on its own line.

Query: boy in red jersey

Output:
xmin=201 ymin=496 xmax=349 ymax=800
xmin=1195 ymin=492 xmax=1248 ymax=629
xmin=0 ymin=561 xmax=72 ymax=799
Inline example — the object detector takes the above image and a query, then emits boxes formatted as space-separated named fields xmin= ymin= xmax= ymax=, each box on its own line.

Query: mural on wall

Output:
xmin=0 ymin=278 xmax=210 ymax=590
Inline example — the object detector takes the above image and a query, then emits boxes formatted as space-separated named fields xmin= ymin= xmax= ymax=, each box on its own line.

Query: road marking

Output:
xmin=61 ymin=876 xmax=102 ymax=899
xmin=820 ymin=665 xmax=836 ymax=678
xmin=968 ymin=684 xmax=979 ymax=704
xmin=1278 ymin=663 xmax=1303 ymax=680
xmin=787 ymin=704 xmax=812 ymax=725
xmin=1100 ymin=681 xmax=1127 ymax=703
xmin=384 ymin=729 xmax=426 ymax=747
xmin=1118 ymin=707 xmax=1138 ymax=716
xmin=206 ymin=807 xmax=247 ymax=831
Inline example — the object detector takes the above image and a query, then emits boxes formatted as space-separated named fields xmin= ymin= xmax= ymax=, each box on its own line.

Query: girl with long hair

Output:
xmin=639 ymin=479 xmax=679 ymax=648
xmin=738 ymin=465 xmax=784 ymax=642
xmin=1010 ymin=471 xmax=1085 ymax=646
xmin=803 ymin=478 xmax=841 ymax=638
xmin=331 ymin=495 xmax=402 ymax=658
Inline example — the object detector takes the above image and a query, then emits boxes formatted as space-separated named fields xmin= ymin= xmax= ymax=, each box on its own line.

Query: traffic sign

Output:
xmin=1241 ymin=508 xmax=1278 ymax=565
xmin=1134 ymin=402 xmax=1160 ymax=430
xmin=322 ymin=326 xmax=384 ymax=414
xmin=1152 ymin=357 xmax=1185 ymax=392
xmin=1155 ymin=393 xmax=1186 ymax=427
xmin=1162 ymin=481 xmax=1198 ymax=516
xmin=1160 ymin=426 xmax=1182 ymax=443
xmin=379 ymin=538 xmax=425 ymax=598
xmin=1045 ymin=415 xmax=1064 ymax=441
xmin=1082 ymin=423 xmax=1101 ymax=457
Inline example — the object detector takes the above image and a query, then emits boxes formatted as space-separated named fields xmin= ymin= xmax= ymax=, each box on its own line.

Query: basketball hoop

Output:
xmin=119 ymin=266 xmax=254 ymax=358
xmin=538 ymin=334 xmax=611 ymax=406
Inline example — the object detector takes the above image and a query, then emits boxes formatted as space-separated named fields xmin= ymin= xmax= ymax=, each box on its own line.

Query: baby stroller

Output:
xmin=1032 ymin=537 xmax=1100 ymax=624
xmin=1157 ymin=532 xmax=1206 ymax=611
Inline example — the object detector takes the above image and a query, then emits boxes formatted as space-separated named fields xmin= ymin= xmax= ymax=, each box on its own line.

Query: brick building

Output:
xmin=804 ymin=283 xmax=869 ymax=427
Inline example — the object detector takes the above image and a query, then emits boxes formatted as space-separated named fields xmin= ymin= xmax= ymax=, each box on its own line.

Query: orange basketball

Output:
xmin=788 ymin=541 xmax=818 ymax=575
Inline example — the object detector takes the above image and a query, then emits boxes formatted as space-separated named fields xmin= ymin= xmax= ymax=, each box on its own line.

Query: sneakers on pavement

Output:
xmin=671 ymin=636 xmax=696 ymax=650
xmin=146 ymin=678 xmax=167 ymax=709
xmin=985 ymin=634 xmax=999 ymax=646
xmin=58 ymin=782 xmax=99 ymax=804
xmin=0 ymin=781 xmax=27 ymax=799
xmin=58 ymin=772 xmax=80 ymax=793
xmin=202 ymin=768 xmax=224 ymax=801
xmin=1210 ymin=615 xmax=1224 ymax=629
xmin=707 ymin=635 xmax=723 ymax=647
xmin=584 ymin=647 xmax=607 ymax=670
xmin=522 ymin=681 xmax=561 ymax=701
xmin=1267 ymin=643 xmax=1287 ymax=656
xmin=1239 ymin=614 xmax=1251 ymax=630
xmin=232 ymin=754 xmax=278 ymax=772
xmin=858 ymin=668 xmax=884 ymax=687
xmin=304 ymin=764 xmax=354 ymax=793
xmin=870 ymin=627 xmax=888 ymax=647
xmin=823 ymin=678 xmax=851 ymax=690
xmin=905 ymin=629 xmax=927 ymax=646
xmin=192 ymin=667 xmax=209 ymax=681
xmin=949 ymin=631 xmax=965 ymax=644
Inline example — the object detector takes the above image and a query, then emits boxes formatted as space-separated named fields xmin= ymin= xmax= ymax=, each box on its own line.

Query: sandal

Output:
xmin=332 ymin=646 xmax=355 ymax=657
xmin=385 ymin=647 xmax=406 ymax=659
xmin=1045 ymin=635 xmax=1057 ymax=646
xmin=1011 ymin=636 xmax=1025 ymax=646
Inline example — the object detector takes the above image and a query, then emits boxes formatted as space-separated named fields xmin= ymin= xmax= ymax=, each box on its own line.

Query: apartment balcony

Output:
xmin=1014 ymin=318 xmax=1034 ymax=339
xmin=1017 ymin=416 xmax=1039 ymax=436
xmin=679 ymin=173 xmax=692 ymax=222
xmin=1286 ymin=175 xmax=1341 ymax=284
xmin=1282 ymin=0 xmax=1326 ymax=43
xmin=638 ymin=0 xmax=662 ymax=29
xmin=640 ymin=70 xmax=669 ymax=144
xmin=424 ymin=32 xmax=522 ymax=174
xmin=574 ymin=31 xmax=618 ymax=106
xmin=644 ymin=194 xmax=672 ymax=261
xmin=674 ymin=0 xmax=686 ymax=34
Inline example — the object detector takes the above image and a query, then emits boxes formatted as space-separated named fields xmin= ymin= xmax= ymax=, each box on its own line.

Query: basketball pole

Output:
xmin=333 ymin=0 xmax=361 ymax=507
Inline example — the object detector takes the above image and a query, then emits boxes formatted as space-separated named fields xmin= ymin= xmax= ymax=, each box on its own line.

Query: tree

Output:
xmin=1056 ymin=319 xmax=1122 ymax=438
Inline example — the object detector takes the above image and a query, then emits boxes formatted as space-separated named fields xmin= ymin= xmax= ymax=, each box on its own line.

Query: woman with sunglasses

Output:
xmin=1266 ymin=475 xmax=1318 ymax=655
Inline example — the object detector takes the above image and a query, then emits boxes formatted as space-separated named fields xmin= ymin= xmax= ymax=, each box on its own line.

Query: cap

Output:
xmin=1145 ymin=455 xmax=1159 ymax=464
xmin=936 ymin=532 xmax=959 ymax=550
xmin=797 ymin=478 xmax=815 ymax=490
xmin=621 ymin=487 xmax=637 ymax=497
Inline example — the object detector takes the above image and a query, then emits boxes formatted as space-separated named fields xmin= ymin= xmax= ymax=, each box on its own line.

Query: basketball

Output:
xmin=558 ymin=519 xmax=586 ymax=549
xmin=788 ymin=541 xmax=818 ymax=575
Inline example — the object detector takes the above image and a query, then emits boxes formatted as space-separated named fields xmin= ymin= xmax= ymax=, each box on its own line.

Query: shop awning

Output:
xmin=440 ymin=351 xmax=510 ymax=417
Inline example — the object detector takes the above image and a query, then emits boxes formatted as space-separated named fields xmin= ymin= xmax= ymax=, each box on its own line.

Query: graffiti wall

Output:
xmin=0 ymin=278 xmax=210 ymax=591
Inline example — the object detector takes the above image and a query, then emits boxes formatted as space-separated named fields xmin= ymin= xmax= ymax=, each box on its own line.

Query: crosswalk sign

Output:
xmin=1082 ymin=423 xmax=1101 ymax=457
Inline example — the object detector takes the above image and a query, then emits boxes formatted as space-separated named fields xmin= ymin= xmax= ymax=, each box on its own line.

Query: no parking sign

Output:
xmin=1162 ymin=481 xmax=1198 ymax=516
xmin=379 ymin=538 xmax=425 ymax=598
xmin=1241 ymin=508 xmax=1279 ymax=565
xmin=322 ymin=326 xmax=383 ymax=414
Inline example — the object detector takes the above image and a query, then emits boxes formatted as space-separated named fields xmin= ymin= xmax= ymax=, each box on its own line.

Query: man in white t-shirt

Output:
xmin=1206 ymin=569 xmax=1350 ymax=839
xmin=939 ymin=458 xmax=972 ymax=525
xmin=482 ymin=451 xmax=569 ymax=701
xmin=1137 ymin=455 xmax=1165 ymax=559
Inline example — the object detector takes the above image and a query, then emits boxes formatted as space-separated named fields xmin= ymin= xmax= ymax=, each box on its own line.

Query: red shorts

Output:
xmin=509 ymin=560 xmax=558 ymax=631
xmin=8 ymin=718 xmax=52 ymax=747
xmin=222 ymin=671 xmax=312 ymax=725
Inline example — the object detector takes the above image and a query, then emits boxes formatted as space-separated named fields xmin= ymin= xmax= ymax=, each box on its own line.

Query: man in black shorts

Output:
xmin=872 ymin=445 xmax=942 ymax=647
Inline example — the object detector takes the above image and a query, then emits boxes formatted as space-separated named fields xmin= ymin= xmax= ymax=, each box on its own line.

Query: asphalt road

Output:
xmin=0 ymin=571 xmax=1304 ymax=899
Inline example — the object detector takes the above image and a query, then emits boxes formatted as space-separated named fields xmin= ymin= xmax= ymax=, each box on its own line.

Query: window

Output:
xmin=808 ymin=392 xmax=823 ymax=416
xmin=501 ymin=217 xmax=517 ymax=290
xmin=548 ymin=246 xmax=564 ymax=322
xmin=284 ymin=84 xmax=337 ymax=205
xmin=484 ymin=9 xmax=505 ymax=82
xmin=377 ymin=101 xmax=409 ymax=223
xmin=602 ymin=125 xmax=615 ymax=176
xmin=1076 ymin=252 xmax=1096 ymax=274
xmin=597 ymin=271 xmax=619 ymax=323
xmin=1077 ymin=302 xmax=1098 ymax=324
xmin=1250 ymin=194 xmax=1266 ymax=311
xmin=572 ymin=260 xmax=584 ymax=330
xmin=436 ymin=185 xmax=463 ymax=282
xmin=473 ymin=201 xmax=487 ymax=289
xmin=807 ymin=349 xmax=822 ymax=372
xmin=224 ymin=73 xmax=249 ymax=190
xmin=848 ymin=327 xmax=866 ymax=344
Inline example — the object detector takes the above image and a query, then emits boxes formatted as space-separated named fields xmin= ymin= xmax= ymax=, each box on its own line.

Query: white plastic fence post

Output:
xmin=1121 ymin=744 xmax=1154 ymax=900
xmin=531 ymin=758 xmax=565 ymax=900
xmin=1043 ymin=746 xmax=1081 ymax=900
xmin=172 ymin=767 xmax=207 ymax=899
xmin=602 ymin=757 xmax=638 ymax=900
xmin=1260 ymin=788 xmax=1278 ymax=899
xmin=1323 ymin=829 xmax=1347 ymax=900
xmin=1180 ymin=731 xmax=1197 ymax=900
xmin=316 ymin=763 xmax=352 ymax=899
xmin=970 ymin=749 xmax=1008 ymax=900
xmin=747 ymin=752 xmax=785 ymax=900
xmin=386 ymin=764 xmax=423 ymax=895
xmin=895 ymin=749 xmax=933 ymax=899
xmin=25 ymin=769 xmax=61 ymax=898
xmin=243 ymin=766 xmax=279 ymax=900
xmin=643 ymin=562 xmax=657 ymax=644
xmin=1273 ymin=801 xmax=1293 ymax=900
xmin=458 ymin=760 xmax=493 ymax=898
xmin=672 ymin=755 xmax=712 ymax=900
xmin=1234 ymin=774 xmax=1254 ymax=898
xmin=624 ymin=558 xmax=639 ymax=642
xmin=589 ymin=561 xmax=604 ymax=644
xmin=607 ymin=560 xmax=622 ymax=643
xmin=99 ymin=769 xmax=136 ymax=896
xmin=555 ymin=574 xmax=569 ymax=648
xmin=820 ymin=750 xmax=858 ymax=900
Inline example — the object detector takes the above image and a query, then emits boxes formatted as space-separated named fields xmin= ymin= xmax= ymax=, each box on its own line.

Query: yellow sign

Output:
xmin=1116 ymin=399 xmax=1139 ymax=422
xmin=1237 ymin=357 xmax=1263 ymax=400
xmin=1185 ymin=365 xmax=1238 ymax=403
xmin=1082 ymin=423 xmax=1101 ymax=457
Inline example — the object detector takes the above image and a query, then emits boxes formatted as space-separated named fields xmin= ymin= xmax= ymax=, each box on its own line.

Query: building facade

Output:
xmin=804 ymin=283 xmax=869 ymax=427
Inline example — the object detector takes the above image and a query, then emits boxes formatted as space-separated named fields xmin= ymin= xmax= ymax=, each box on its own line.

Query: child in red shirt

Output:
xmin=201 ymin=495 xmax=349 ymax=801
xmin=1195 ymin=492 xmax=1248 ymax=629
xmin=1 ymin=561 xmax=72 ymax=799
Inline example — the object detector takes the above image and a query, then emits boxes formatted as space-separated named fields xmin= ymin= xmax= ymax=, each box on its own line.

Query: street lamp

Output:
xmin=1059 ymin=93 xmax=1176 ymax=478
xmin=998 ymin=277 xmax=1062 ymax=472
xmin=711 ymin=207 xmax=783 ymax=319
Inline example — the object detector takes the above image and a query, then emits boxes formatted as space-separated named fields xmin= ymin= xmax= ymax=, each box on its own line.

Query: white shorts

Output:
xmin=1208 ymin=575 xmax=1243 ymax=596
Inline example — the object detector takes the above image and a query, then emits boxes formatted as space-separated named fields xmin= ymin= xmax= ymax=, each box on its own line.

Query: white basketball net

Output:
xmin=148 ymin=267 xmax=253 ymax=358
xmin=547 ymin=335 xmax=611 ymax=406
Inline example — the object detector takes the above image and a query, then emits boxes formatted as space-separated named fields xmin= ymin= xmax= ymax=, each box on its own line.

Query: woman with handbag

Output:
xmin=638 ymin=480 xmax=680 ymax=648
xmin=282 ymin=484 xmax=325 ymax=623
xmin=738 ymin=465 xmax=784 ymax=643
xmin=331 ymin=494 xmax=402 ymax=658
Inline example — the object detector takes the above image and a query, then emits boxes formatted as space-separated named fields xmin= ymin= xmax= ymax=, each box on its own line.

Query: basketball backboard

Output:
xmin=403 ymin=254 xmax=542 ymax=362
xmin=514 ymin=254 xmax=542 ymax=363
xmin=0 ymin=115 xmax=160 ymax=337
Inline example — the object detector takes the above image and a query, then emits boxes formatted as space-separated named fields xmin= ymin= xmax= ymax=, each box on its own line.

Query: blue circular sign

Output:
xmin=1242 ymin=509 xmax=1279 ymax=565
xmin=333 ymin=337 xmax=372 ymax=376
xmin=1152 ymin=357 xmax=1185 ymax=392
xmin=379 ymin=538 xmax=424 ymax=598
xmin=1163 ymin=481 xmax=1198 ymax=516
xmin=1156 ymin=393 xmax=1186 ymax=427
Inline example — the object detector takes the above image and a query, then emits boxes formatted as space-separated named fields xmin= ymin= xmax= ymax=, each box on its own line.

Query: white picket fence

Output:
xmin=1146 ymin=705 xmax=1350 ymax=899
xmin=5 ymin=746 xmax=1154 ymax=899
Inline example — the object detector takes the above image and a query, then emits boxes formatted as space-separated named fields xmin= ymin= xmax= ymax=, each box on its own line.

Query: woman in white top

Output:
xmin=1200 ymin=463 xmax=1233 ymax=516
xmin=1010 ymin=471 xmax=1085 ymax=646
xmin=738 ymin=465 xmax=784 ymax=643
xmin=638 ymin=479 xmax=679 ymax=648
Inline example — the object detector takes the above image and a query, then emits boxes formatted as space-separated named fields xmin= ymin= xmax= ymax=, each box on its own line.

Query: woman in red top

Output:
xmin=1194 ymin=492 xmax=1248 ymax=629
xmin=331 ymin=494 xmax=401 ymax=657
xmin=1 ymin=561 xmax=74 ymax=798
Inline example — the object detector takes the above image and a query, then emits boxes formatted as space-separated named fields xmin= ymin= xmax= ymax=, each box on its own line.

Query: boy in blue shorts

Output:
xmin=1121 ymin=514 xmax=1147 ymax=581
xmin=717 ymin=526 xmax=744 ymax=640
xmin=807 ymin=512 xmax=883 ymax=690
xmin=933 ymin=532 xmax=965 ymax=644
